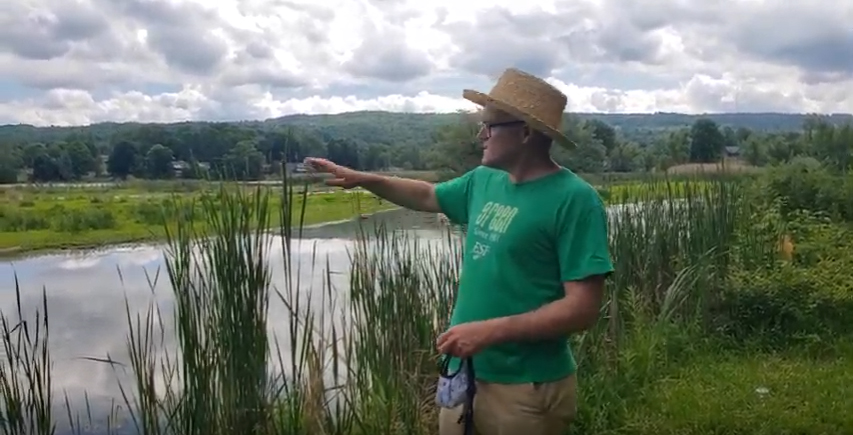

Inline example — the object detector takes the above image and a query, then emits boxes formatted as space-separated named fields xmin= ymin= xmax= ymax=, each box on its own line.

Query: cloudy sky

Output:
xmin=0 ymin=0 xmax=851 ymax=126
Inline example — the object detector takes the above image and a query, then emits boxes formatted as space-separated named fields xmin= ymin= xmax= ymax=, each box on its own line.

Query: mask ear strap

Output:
xmin=438 ymin=354 xmax=462 ymax=377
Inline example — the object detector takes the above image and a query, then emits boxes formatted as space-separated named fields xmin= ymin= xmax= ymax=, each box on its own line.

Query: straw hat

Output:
xmin=463 ymin=68 xmax=575 ymax=148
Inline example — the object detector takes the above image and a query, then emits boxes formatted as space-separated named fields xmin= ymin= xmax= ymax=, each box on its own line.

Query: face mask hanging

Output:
xmin=435 ymin=356 xmax=477 ymax=435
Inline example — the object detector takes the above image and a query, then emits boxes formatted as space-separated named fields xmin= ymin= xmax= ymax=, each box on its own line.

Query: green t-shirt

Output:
xmin=434 ymin=165 xmax=614 ymax=384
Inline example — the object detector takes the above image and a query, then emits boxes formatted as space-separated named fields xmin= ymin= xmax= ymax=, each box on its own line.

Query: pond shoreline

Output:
xmin=0 ymin=195 xmax=679 ymax=261
xmin=1 ymin=178 xmax=702 ymax=260
xmin=0 ymin=206 xmax=403 ymax=261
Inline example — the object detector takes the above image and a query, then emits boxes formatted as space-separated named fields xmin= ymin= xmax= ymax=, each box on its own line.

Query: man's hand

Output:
xmin=304 ymin=157 xmax=371 ymax=189
xmin=436 ymin=320 xmax=499 ymax=358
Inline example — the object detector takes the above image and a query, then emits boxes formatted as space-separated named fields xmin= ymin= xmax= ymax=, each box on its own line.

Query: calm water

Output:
xmin=0 ymin=208 xmax=453 ymax=433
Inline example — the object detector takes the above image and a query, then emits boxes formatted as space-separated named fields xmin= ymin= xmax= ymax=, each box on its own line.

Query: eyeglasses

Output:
xmin=478 ymin=120 xmax=525 ymax=138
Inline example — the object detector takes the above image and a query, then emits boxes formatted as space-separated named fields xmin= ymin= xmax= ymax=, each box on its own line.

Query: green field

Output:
xmin=0 ymin=182 xmax=395 ymax=254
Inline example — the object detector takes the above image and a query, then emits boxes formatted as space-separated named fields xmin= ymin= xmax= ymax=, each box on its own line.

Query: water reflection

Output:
xmin=0 ymin=208 xmax=453 ymax=433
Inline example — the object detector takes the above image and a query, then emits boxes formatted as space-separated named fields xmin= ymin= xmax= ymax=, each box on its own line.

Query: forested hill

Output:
xmin=266 ymin=111 xmax=853 ymax=133
xmin=2 ymin=111 xmax=851 ymax=148
xmin=2 ymin=108 xmax=852 ymax=184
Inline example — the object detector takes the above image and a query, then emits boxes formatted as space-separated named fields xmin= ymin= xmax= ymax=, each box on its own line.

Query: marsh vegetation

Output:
xmin=1 ymin=161 xmax=853 ymax=435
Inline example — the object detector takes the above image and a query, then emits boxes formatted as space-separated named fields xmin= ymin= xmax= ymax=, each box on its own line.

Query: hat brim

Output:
xmin=462 ymin=89 xmax=577 ymax=149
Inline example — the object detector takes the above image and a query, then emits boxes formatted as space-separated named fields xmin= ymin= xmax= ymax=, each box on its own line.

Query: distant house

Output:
xmin=725 ymin=146 xmax=740 ymax=158
xmin=172 ymin=160 xmax=209 ymax=177
xmin=171 ymin=160 xmax=189 ymax=176
xmin=283 ymin=162 xmax=308 ymax=174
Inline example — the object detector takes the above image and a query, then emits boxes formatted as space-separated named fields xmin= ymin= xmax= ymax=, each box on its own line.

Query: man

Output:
xmin=304 ymin=68 xmax=614 ymax=435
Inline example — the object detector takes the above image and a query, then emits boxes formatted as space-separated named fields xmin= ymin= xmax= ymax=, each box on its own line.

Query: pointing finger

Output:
xmin=304 ymin=158 xmax=332 ymax=171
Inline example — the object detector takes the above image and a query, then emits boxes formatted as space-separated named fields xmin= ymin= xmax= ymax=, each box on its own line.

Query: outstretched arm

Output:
xmin=360 ymin=174 xmax=441 ymax=213
xmin=305 ymin=157 xmax=477 ymax=220
xmin=362 ymin=168 xmax=478 ymax=223
xmin=304 ymin=157 xmax=443 ymax=213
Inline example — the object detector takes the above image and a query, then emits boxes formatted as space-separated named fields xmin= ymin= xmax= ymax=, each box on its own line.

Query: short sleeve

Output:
xmin=434 ymin=168 xmax=478 ymax=225
xmin=557 ymin=192 xmax=614 ymax=282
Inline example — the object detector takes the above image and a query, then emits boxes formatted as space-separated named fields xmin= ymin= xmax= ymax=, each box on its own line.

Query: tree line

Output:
xmin=412 ymin=113 xmax=853 ymax=179
xmin=0 ymin=111 xmax=850 ymax=183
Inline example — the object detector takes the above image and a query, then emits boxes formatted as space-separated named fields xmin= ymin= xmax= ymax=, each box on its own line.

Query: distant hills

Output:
xmin=266 ymin=111 xmax=853 ymax=132
xmin=1 ymin=111 xmax=851 ymax=148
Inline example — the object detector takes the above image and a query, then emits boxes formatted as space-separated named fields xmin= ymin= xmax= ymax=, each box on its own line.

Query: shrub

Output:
xmin=53 ymin=208 xmax=117 ymax=233
xmin=762 ymin=158 xmax=853 ymax=221
xmin=0 ymin=208 xmax=51 ymax=232
xmin=716 ymin=197 xmax=853 ymax=349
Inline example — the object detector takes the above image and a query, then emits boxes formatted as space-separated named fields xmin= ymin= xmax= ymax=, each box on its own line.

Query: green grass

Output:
xmin=0 ymin=184 xmax=395 ymax=254
xmin=0 ymin=168 xmax=852 ymax=434
xmin=625 ymin=350 xmax=853 ymax=435
xmin=599 ymin=179 xmax=713 ymax=203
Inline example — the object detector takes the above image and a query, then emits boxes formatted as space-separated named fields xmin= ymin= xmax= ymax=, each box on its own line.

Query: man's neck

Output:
xmin=505 ymin=155 xmax=561 ymax=184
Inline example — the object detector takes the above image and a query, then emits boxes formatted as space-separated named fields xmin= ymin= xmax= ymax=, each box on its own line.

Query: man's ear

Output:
xmin=521 ymin=124 xmax=533 ymax=143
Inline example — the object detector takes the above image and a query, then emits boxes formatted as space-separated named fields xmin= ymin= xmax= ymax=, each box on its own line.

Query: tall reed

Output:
xmin=344 ymin=225 xmax=463 ymax=434
xmin=105 ymin=182 xmax=276 ymax=435
xmin=0 ymin=279 xmax=52 ymax=435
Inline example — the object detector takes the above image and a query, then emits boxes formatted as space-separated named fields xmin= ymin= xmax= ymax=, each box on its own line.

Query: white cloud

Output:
xmin=0 ymin=0 xmax=851 ymax=126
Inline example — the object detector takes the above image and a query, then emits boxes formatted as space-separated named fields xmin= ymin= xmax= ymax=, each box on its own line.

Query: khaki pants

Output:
xmin=438 ymin=374 xmax=577 ymax=435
